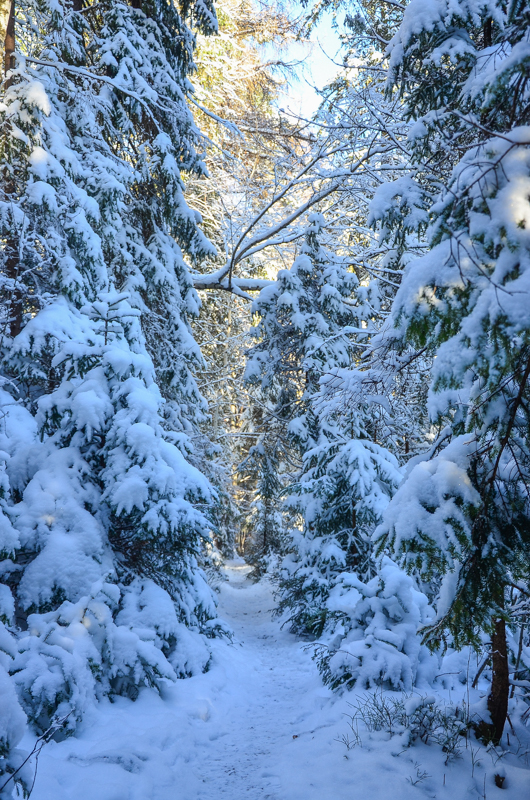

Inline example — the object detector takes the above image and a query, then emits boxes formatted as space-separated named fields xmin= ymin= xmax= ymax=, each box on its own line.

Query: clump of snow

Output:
xmin=315 ymin=558 xmax=436 ymax=692
xmin=0 ymin=630 xmax=30 ymax=799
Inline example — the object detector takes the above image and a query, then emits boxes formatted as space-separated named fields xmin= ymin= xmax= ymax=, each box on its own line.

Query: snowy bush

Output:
xmin=11 ymin=576 xmax=218 ymax=734
xmin=339 ymin=690 xmax=470 ymax=762
xmin=279 ymin=427 xmax=401 ymax=637
xmin=314 ymin=559 xmax=434 ymax=692
xmin=0 ymin=618 xmax=30 ymax=799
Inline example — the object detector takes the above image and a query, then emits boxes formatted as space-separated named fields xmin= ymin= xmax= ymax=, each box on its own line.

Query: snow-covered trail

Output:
xmin=31 ymin=561 xmax=351 ymax=800
xmin=195 ymin=561 xmax=323 ymax=799
xmin=31 ymin=562 xmax=530 ymax=800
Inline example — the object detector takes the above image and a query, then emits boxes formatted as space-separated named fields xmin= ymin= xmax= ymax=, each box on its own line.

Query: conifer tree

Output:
xmin=244 ymin=214 xmax=358 ymax=570
xmin=92 ymin=0 xmax=217 ymax=445
xmin=242 ymin=413 xmax=291 ymax=578
xmin=279 ymin=405 xmax=402 ymax=638
xmin=246 ymin=213 xmax=357 ymax=448
xmin=375 ymin=0 xmax=530 ymax=742
xmin=0 ymin=0 xmax=221 ymax=732
xmin=247 ymin=214 xmax=403 ymax=639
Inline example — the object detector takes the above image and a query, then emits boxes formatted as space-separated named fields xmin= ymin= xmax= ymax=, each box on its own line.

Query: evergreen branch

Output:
xmin=450 ymin=111 xmax=530 ymax=146
xmin=22 ymin=56 xmax=164 ymax=131
xmin=188 ymin=95 xmax=244 ymax=138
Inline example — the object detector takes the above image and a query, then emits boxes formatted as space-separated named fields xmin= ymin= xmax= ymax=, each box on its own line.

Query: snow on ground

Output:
xmin=28 ymin=562 xmax=529 ymax=800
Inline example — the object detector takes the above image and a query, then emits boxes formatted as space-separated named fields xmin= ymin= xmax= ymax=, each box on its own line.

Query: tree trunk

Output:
xmin=3 ymin=0 xmax=23 ymax=338
xmin=487 ymin=617 xmax=509 ymax=744
xmin=483 ymin=18 xmax=492 ymax=48
xmin=1 ymin=0 xmax=13 ymax=77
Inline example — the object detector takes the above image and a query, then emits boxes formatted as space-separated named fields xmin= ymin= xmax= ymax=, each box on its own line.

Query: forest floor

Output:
xmin=29 ymin=561 xmax=530 ymax=800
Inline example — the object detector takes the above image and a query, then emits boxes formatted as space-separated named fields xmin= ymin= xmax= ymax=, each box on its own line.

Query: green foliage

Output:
xmin=376 ymin=0 xmax=530 ymax=662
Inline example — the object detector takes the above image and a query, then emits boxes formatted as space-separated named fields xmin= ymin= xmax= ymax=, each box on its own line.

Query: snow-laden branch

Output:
xmin=21 ymin=56 xmax=165 ymax=132
xmin=188 ymin=95 xmax=244 ymax=138
xmin=192 ymin=272 xmax=273 ymax=300
xmin=192 ymin=136 xmax=396 ymax=297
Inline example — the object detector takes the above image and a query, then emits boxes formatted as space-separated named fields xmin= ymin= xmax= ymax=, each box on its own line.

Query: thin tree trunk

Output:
xmin=3 ymin=0 xmax=23 ymax=338
xmin=487 ymin=617 xmax=509 ymax=744
xmin=347 ymin=505 xmax=359 ymax=566
xmin=1 ymin=0 xmax=13 ymax=77
xmin=483 ymin=18 xmax=492 ymax=48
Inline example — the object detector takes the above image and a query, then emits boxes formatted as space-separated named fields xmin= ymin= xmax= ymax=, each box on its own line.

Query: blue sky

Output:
xmin=277 ymin=8 xmax=344 ymax=119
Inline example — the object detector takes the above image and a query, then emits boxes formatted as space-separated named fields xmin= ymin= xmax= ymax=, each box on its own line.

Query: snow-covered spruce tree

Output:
xmin=92 ymin=0 xmax=217 ymax=450
xmin=93 ymin=0 xmax=242 ymax=584
xmin=375 ymin=0 xmax=530 ymax=743
xmin=93 ymin=0 xmax=224 ymax=572
xmin=265 ymin=219 xmax=430 ymax=692
xmin=286 ymin=3 xmax=435 ymax=511
xmin=11 ymin=292 xmax=217 ymax=724
xmin=247 ymin=213 xmax=405 ymax=658
xmin=246 ymin=213 xmax=358 ymax=454
xmin=0 ymin=0 xmax=221 ymax=732
xmin=279 ymin=404 xmax=403 ymax=640
xmin=244 ymin=214 xmax=358 ymax=573
xmin=314 ymin=558 xmax=435 ymax=692
xmin=260 ymin=216 xmax=401 ymax=639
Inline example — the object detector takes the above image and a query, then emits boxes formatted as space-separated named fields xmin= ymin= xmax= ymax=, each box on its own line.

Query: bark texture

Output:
xmin=487 ymin=617 xmax=509 ymax=744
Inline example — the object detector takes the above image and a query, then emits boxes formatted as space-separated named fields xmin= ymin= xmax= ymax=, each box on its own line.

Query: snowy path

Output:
xmin=31 ymin=562 xmax=530 ymax=800
xmin=32 ymin=561 xmax=349 ymax=800
xmin=195 ymin=562 xmax=322 ymax=799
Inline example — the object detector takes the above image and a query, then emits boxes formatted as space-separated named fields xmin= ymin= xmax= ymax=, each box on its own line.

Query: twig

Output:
xmin=510 ymin=625 xmax=525 ymax=699
xmin=472 ymin=655 xmax=490 ymax=688
xmin=0 ymin=713 xmax=72 ymax=796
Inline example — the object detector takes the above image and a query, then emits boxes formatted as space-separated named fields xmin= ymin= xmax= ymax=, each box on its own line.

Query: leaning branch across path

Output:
xmin=191 ymin=137 xmax=396 ymax=299
xmin=14 ymin=41 xmax=401 ymax=303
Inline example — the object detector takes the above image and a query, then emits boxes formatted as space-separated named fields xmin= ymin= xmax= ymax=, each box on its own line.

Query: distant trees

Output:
xmin=244 ymin=212 xmax=362 ymax=577
xmin=188 ymin=0 xmax=304 ymax=559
